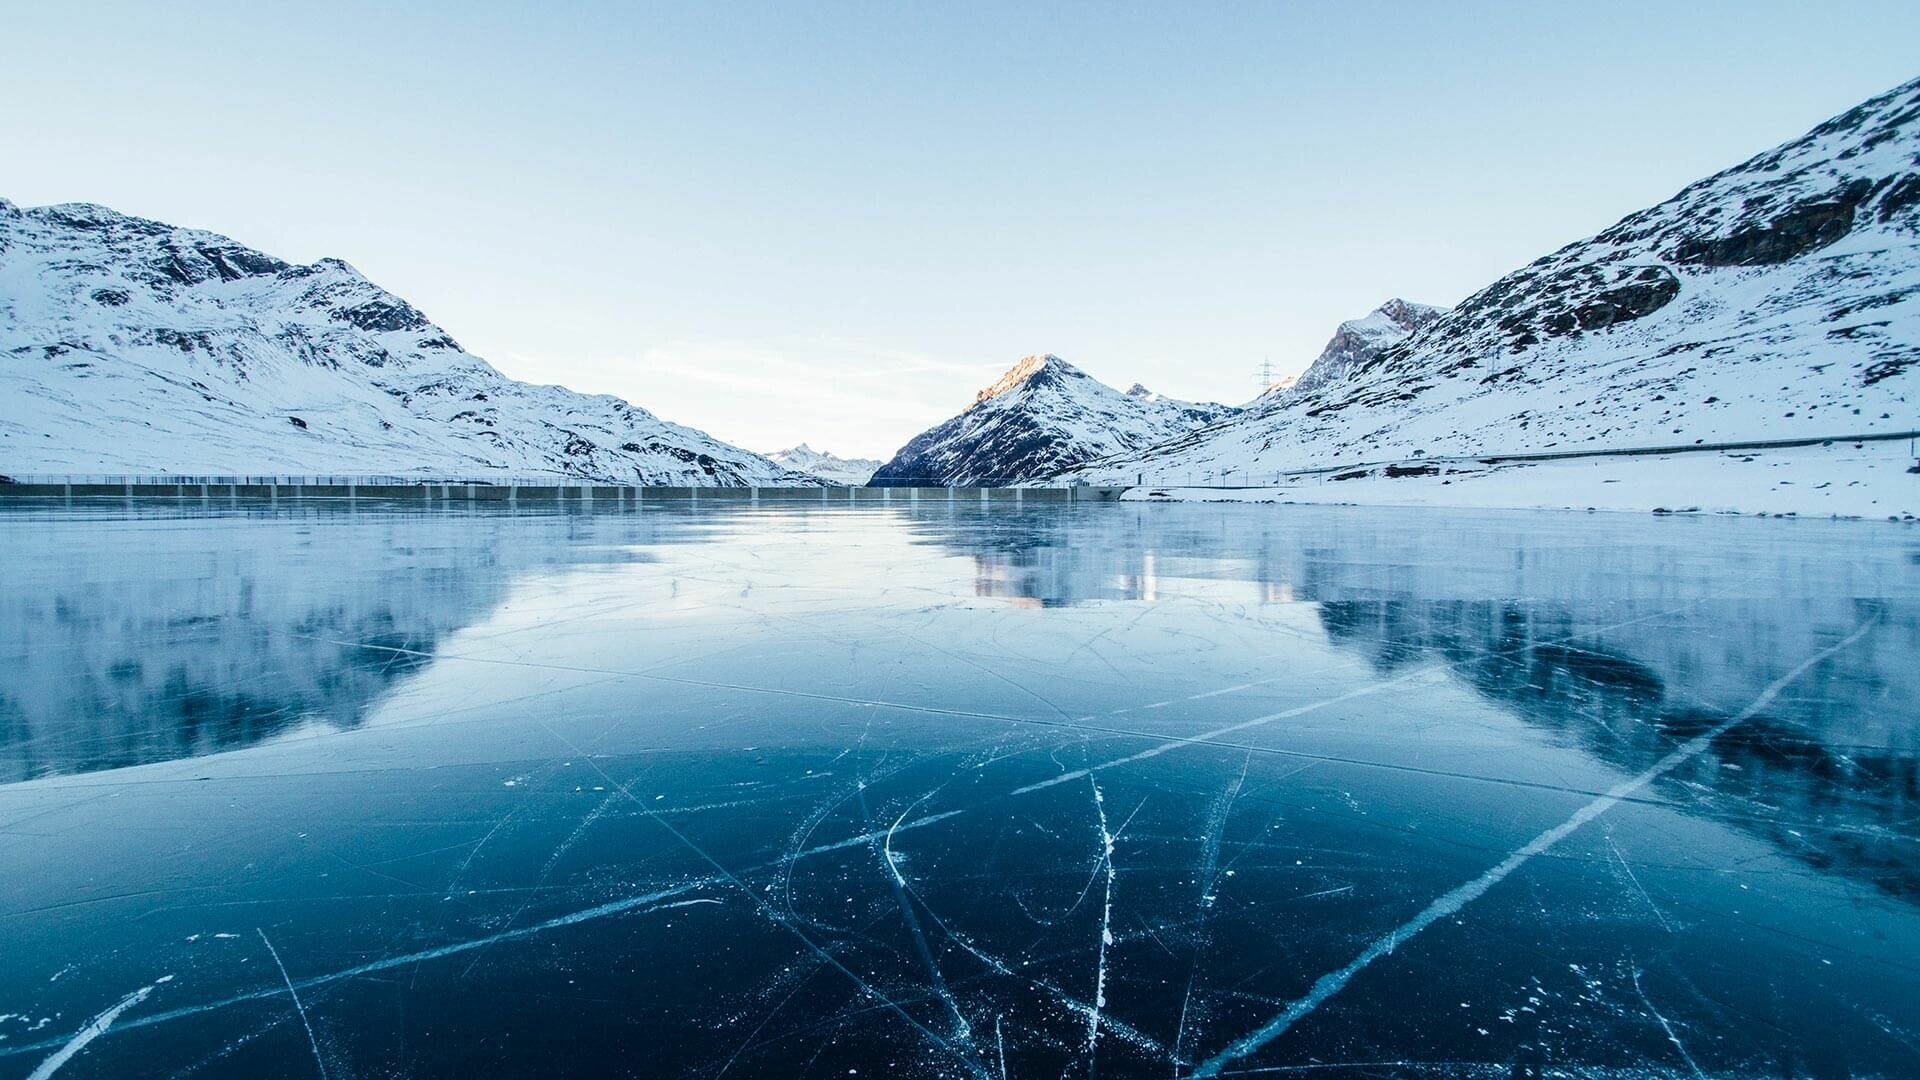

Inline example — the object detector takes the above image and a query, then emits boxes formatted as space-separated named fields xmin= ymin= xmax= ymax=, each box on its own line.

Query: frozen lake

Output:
xmin=1 ymin=501 xmax=1917 ymax=1078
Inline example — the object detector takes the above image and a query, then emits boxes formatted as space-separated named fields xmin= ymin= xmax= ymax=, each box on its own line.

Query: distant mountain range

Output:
xmin=768 ymin=444 xmax=882 ymax=485
xmin=0 ymin=201 xmax=816 ymax=484
xmin=5 ymin=76 xmax=1916 ymax=500
xmin=866 ymin=355 xmax=1234 ymax=486
xmin=1074 ymin=76 xmax=1920 ymax=486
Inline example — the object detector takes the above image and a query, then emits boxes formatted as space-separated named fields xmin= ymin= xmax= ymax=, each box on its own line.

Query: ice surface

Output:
xmin=1 ymin=500 xmax=1917 ymax=1077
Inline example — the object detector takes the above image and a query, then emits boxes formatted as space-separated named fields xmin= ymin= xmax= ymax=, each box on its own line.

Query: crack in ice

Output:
xmin=1188 ymin=619 xmax=1876 ymax=1077
xmin=25 ymin=979 xmax=164 ymax=1080
xmin=256 ymin=928 xmax=329 ymax=1080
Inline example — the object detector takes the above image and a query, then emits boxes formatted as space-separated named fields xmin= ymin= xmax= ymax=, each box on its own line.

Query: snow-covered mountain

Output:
xmin=867 ymin=354 xmax=1235 ymax=486
xmin=1279 ymin=298 xmax=1445 ymax=399
xmin=1076 ymin=76 xmax=1920 ymax=487
xmin=0 ymin=200 xmax=817 ymax=484
xmin=768 ymin=443 xmax=882 ymax=485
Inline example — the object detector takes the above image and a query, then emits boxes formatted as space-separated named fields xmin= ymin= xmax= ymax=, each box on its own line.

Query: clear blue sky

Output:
xmin=6 ymin=2 xmax=1917 ymax=458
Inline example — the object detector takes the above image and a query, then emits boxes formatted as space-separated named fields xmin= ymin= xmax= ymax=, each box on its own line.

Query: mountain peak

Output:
xmin=974 ymin=354 xmax=1080 ymax=405
xmin=313 ymin=256 xmax=366 ymax=279
xmin=1281 ymin=298 xmax=1447 ymax=400
xmin=1343 ymin=298 xmax=1446 ymax=338
xmin=873 ymin=355 xmax=1236 ymax=486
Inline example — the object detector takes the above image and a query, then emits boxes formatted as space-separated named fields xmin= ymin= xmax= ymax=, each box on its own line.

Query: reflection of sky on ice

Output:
xmin=1 ymin=501 xmax=1917 ymax=1078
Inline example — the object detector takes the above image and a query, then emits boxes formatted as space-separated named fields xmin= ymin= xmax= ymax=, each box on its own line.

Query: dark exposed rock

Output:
xmin=151 ymin=238 xmax=287 ymax=286
xmin=634 ymin=441 xmax=722 ymax=476
xmin=1877 ymin=173 xmax=1920 ymax=223
xmin=1862 ymin=352 xmax=1916 ymax=386
xmin=90 ymin=288 xmax=130 ymax=307
xmin=150 ymin=328 xmax=218 ymax=353
xmin=288 ymin=416 xmax=307 ymax=429
xmin=161 ymin=250 xmax=210 ymax=286
xmin=1571 ymin=266 xmax=1682 ymax=330
xmin=1670 ymin=179 xmax=1872 ymax=266
xmin=196 ymin=242 xmax=288 ymax=280
xmin=331 ymin=297 xmax=433 ymax=334
xmin=1416 ymin=262 xmax=1681 ymax=364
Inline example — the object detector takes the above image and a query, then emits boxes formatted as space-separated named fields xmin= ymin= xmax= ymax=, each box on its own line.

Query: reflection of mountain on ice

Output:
xmin=938 ymin=505 xmax=1920 ymax=896
xmin=0 ymin=508 xmax=644 ymax=781
xmin=1315 ymin=596 xmax=1920 ymax=900
xmin=955 ymin=505 xmax=1919 ymax=731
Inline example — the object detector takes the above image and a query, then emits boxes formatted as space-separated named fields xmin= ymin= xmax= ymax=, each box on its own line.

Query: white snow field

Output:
xmin=1127 ymin=438 xmax=1918 ymax=519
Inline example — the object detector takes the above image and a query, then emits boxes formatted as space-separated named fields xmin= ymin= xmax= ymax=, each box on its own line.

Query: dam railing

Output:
xmin=0 ymin=476 xmax=1128 ymax=504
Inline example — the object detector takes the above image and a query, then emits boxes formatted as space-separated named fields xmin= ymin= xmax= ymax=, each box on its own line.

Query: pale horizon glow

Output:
xmin=5 ymin=2 xmax=1918 ymax=459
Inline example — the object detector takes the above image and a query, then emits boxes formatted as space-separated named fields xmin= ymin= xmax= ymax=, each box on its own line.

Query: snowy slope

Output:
xmin=1278 ymin=298 xmax=1445 ymax=399
xmin=1078 ymin=76 xmax=1920 ymax=487
xmin=768 ymin=443 xmax=882 ymax=485
xmin=867 ymin=354 xmax=1235 ymax=486
xmin=0 ymin=200 xmax=818 ymax=484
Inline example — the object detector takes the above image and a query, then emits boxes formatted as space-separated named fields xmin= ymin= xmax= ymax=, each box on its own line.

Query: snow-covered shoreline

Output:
xmin=1126 ymin=440 xmax=1920 ymax=520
